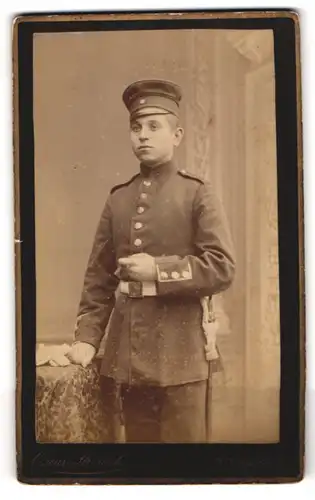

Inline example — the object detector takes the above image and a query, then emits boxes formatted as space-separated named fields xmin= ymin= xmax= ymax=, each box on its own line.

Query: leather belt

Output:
xmin=119 ymin=280 xmax=157 ymax=298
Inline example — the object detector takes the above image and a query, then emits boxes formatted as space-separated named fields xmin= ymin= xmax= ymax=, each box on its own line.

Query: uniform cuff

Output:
xmin=74 ymin=329 xmax=102 ymax=351
xmin=74 ymin=315 xmax=104 ymax=351
xmin=155 ymin=257 xmax=192 ymax=283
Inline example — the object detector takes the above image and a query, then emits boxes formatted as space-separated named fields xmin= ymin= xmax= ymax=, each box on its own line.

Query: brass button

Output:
xmin=171 ymin=271 xmax=180 ymax=279
xmin=137 ymin=206 xmax=145 ymax=214
xmin=134 ymin=222 xmax=143 ymax=230
xmin=134 ymin=239 xmax=142 ymax=247
xmin=143 ymin=180 xmax=151 ymax=187
xmin=160 ymin=271 xmax=168 ymax=279
xmin=140 ymin=193 xmax=148 ymax=200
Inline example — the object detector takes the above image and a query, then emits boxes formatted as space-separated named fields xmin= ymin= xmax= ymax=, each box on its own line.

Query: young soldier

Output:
xmin=68 ymin=80 xmax=236 ymax=443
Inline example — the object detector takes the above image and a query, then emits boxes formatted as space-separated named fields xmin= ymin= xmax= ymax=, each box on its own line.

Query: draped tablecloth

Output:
xmin=35 ymin=359 xmax=116 ymax=443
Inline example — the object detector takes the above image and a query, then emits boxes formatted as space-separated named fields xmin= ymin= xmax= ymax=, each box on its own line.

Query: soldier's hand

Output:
xmin=118 ymin=253 xmax=157 ymax=281
xmin=67 ymin=341 xmax=96 ymax=368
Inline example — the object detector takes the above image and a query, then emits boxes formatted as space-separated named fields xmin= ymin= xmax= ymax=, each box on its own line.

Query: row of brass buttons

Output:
xmin=133 ymin=180 xmax=152 ymax=247
xmin=160 ymin=270 xmax=191 ymax=280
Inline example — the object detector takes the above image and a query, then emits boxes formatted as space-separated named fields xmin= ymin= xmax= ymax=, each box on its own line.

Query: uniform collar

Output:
xmin=140 ymin=159 xmax=176 ymax=180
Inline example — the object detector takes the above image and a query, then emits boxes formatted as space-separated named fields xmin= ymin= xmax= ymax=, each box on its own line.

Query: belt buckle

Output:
xmin=128 ymin=281 xmax=143 ymax=298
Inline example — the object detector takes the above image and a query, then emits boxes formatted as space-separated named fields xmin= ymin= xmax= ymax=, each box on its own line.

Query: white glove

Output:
xmin=36 ymin=343 xmax=71 ymax=367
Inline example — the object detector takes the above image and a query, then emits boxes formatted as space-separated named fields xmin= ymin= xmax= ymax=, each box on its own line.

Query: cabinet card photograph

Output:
xmin=14 ymin=10 xmax=304 ymax=484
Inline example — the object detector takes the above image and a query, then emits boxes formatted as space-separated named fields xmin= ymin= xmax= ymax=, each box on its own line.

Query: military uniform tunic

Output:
xmin=75 ymin=160 xmax=235 ymax=387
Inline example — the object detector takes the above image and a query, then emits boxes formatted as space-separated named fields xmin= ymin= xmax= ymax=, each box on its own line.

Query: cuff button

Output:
xmin=171 ymin=271 xmax=180 ymax=279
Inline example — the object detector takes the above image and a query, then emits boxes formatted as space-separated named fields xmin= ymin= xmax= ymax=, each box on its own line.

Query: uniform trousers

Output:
xmin=100 ymin=375 xmax=208 ymax=443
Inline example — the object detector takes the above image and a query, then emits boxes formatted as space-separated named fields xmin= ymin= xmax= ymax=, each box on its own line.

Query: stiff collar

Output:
xmin=140 ymin=160 xmax=176 ymax=180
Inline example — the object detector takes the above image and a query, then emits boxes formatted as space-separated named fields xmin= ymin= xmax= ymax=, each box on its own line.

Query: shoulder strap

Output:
xmin=110 ymin=173 xmax=140 ymax=194
xmin=177 ymin=169 xmax=205 ymax=184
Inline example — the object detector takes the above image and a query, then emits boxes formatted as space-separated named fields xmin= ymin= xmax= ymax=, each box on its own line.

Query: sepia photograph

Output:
xmin=14 ymin=10 xmax=303 ymax=483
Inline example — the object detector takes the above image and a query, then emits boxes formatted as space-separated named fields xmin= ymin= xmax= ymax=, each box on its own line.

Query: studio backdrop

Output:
xmin=34 ymin=29 xmax=280 ymax=443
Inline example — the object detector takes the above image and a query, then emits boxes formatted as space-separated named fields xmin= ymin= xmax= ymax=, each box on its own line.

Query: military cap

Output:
xmin=122 ymin=79 xmax=182 ymax=118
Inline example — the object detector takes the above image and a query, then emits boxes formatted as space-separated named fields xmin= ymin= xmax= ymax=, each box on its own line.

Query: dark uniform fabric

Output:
xmin=75 ymin=160 xmax=236 ymax=387
xmin=100 ymin=375 xmax=207 ymax=443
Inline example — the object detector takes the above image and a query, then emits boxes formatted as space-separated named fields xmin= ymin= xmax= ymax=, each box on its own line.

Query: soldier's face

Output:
xmin=130 ymin=113 xmax=184 ymax=166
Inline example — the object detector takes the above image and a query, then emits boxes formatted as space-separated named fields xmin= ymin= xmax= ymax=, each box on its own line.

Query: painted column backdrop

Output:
xmin=34 ymin=29 xmax=279 ymax=443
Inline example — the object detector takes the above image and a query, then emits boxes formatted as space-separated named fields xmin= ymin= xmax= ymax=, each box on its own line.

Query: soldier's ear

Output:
xmin=174 ymin=126 xmax=184 ymax=147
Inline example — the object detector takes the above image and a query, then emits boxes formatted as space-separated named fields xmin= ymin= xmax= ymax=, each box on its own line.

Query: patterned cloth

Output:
xmin=35 ymin=360 xmax=112 ymax=443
